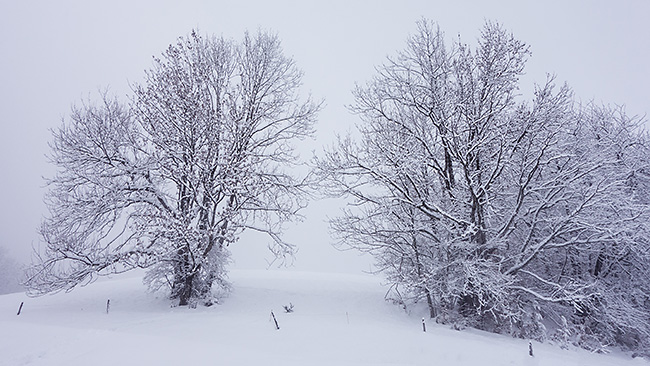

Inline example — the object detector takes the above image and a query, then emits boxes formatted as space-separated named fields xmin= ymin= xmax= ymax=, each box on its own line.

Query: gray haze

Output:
xmin=1 ymin=0 xmax=648 ymax=273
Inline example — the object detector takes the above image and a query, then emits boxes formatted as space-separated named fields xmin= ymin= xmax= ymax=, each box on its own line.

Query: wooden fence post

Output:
xmin=270 ymin=310 xmax=280 ymax=330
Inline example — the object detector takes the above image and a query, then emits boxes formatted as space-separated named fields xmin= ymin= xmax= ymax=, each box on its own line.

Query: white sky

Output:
xmin=1 ymin=0 xmax=648 ymax=273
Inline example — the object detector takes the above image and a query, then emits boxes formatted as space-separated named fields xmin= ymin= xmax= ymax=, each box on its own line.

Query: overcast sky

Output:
xmin=1 ymin=0 xmax=648 ymax=273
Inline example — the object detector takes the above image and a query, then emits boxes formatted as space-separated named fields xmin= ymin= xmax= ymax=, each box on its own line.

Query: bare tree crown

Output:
xmin=28 ymin=30 xmax=320 ymax=306
xmin=317 ymin=19 xmax=650 ymax=352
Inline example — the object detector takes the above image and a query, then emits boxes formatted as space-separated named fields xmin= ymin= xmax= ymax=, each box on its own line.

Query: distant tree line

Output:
xmin=0 ymin=246 xmax=22 ymax=294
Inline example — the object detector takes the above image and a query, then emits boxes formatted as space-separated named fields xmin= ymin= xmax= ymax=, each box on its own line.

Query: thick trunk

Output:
xmin=425 ymin=288 xmax=436 ymax=319
xmin=178 ymin=272 xmax=195 ymax=306
xmin=173 ymin=192 xmax=234 ymax=306
xmin=172 ymin=244 xmax=199 ymax=306
xmin=443 ymin=146 xmax=455 ymax=191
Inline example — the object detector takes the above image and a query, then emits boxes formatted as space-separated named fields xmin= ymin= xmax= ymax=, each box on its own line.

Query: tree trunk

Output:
xmin=425 ymin=288 xmax=436 ymax=319
xmin=413 ymin=236 xmax=437 ymax=319
xmin=178 ymin=272 xmax=195 ymax=306
xmin=443 ymin=146 xmax=455 ymax=191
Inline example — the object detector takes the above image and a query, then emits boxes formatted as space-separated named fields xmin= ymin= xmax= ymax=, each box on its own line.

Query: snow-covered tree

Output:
xmin=317 ymin=20 xmax=650 ymax=353
xmin=26 ymin=30 xmax=319 ymax=306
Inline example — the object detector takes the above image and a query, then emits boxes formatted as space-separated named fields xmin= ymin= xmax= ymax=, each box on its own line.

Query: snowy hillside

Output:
xmin=0 ymin=270 xmax=646 ymax=366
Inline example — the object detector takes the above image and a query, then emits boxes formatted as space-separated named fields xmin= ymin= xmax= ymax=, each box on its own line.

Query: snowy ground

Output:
xmin=0 ymin=269 xmax=646 ymax=366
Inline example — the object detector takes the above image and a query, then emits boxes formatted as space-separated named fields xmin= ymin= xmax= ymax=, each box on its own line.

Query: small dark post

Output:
xmin=422 ymin=317 xmax=426 ymax=332
xmin=271 ymin=310 xmax=280 ymax=330
xmin=17 ymin=301 xmax=24 ymax=316
xmin=528 ymin=341 xmax=534 ymax=357
xmin=106 ymin=299 xmax=110 ymax=314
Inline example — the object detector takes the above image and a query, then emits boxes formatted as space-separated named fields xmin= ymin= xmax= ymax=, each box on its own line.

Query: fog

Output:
xmin=1 ymin=0 xmax=648 ymax=274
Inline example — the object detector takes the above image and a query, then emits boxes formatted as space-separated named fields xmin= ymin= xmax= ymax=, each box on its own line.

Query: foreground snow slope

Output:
xmin=0 ymin=270 xmax=646 ymax=366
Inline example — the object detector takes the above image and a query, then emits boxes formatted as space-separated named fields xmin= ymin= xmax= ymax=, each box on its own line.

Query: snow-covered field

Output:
xmin=0 ymin=269 xmax=646 ymax=366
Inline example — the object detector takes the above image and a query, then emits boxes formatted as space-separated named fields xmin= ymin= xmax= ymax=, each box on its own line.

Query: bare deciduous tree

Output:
xmin=27 ymin=30 xmax=319 ymax=306
xmin=317 ymin=20 xmax=650 ymax=353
